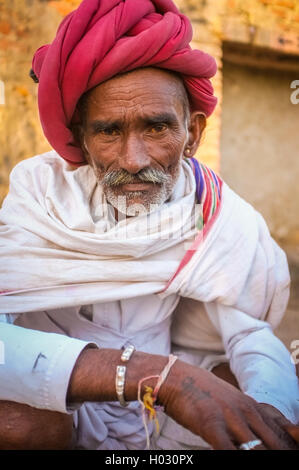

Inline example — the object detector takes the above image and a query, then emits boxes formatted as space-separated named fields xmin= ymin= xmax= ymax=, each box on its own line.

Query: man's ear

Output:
xmin=184 ymin=112 xmax=206 ymax=158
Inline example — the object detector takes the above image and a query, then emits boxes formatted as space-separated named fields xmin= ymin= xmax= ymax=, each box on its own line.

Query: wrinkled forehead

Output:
xmin=78 ymin=67 xmax=190 ymax=124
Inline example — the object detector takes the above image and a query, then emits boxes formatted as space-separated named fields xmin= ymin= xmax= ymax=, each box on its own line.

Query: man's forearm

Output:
xmin=66 ymin=347 xmax=169 ymax=404
xmin=2 ymin=341 xmax=299 ymax=450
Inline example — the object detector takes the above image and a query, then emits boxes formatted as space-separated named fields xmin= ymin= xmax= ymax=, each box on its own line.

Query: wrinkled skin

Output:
xmin=78 ymin=68 xmax=205 ymax=217
xmin=161 ymin=360 xmax=299 ymax=450
xmin=0 ymin=401 xmax=73 ymax=450
xmin=1 ymin=361 xmax=298 ymax=450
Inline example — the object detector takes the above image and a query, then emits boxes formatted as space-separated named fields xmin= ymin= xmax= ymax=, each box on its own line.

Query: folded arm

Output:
xmin=67 ymin=346 xmax=299 ymax=450
xmin=1 ymin=317 xmax=298 ymax=450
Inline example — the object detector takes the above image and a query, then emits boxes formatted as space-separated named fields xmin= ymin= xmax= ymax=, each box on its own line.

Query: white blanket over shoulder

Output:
xmin=0 ymin=151 xmax=290 ymax=332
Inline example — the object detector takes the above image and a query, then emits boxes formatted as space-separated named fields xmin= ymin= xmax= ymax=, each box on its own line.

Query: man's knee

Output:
xmin=212 ymin=362 xmax=299 ymax=386
xmin=0 ymin=400 xmax=73 ymax=450
xmin=211 ymin=363 xmax=240 ymax=389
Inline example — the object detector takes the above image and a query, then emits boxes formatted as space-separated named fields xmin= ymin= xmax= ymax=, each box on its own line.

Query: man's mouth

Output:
xmin=121 ymin=182 xmax=155 ymax=191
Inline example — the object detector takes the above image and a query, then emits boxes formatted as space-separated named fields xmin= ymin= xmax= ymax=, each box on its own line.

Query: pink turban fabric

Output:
xmin=32 ymin=0 xmax=218 ymax=166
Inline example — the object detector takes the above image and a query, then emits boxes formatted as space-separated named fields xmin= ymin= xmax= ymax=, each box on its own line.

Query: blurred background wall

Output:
xmin=0 ymin=0 xmax=298 ymax=354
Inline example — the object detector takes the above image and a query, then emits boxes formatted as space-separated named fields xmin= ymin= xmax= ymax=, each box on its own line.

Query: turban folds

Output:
xmin=32 ymin=0 xmax=218 ymax=165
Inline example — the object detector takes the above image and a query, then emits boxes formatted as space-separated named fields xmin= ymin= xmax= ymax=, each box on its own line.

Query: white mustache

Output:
xmin=102 ymin=168 xmax=171 ymax=186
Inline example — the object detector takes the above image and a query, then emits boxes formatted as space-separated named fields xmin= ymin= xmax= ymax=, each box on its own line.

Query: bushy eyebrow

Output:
xmin=143 ymin=112 xmax=179 ymax=126
xmin=89 ymin=120 xmax=121 ymax=134
xmin=88 ymin=112 xmax=179 ymax=134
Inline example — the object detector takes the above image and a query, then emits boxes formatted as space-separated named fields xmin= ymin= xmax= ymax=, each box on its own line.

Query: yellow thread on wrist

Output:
xmin=137 ymin=355 xmax=178 ymax=449
xmin=143 ymin=385 xmax=160 ymax=434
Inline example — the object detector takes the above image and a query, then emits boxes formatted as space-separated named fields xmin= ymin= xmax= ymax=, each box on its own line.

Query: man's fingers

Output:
xmin=210 ymin=432 xmax=237 ymax=450
xmin=256 ymin=405 xmax=299 ymax=449
xmin=202 ymin=422 xmax=237 ymax=450
xmin=283 ymin=425 xmax=299 ymax=444
xmin=249 ymin=413 xmax=295 ymax=450
xmin=225 ymin=412 xmax=266 ymax=450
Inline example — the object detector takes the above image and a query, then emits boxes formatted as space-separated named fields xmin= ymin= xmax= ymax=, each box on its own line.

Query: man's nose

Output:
xmin=119 ymin=133 xmax=151 ymax=174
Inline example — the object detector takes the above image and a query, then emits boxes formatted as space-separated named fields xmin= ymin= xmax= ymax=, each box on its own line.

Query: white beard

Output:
xmin=103 ymin=181 xmax=176 ymax=217
xmin=99 ymin=162 xmax=182 ymax=217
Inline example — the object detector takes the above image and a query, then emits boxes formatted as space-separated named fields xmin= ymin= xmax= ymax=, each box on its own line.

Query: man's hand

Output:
xmin=254 ymin=404 xmax=299 ymax=450
xmin=67 ymin=348 xmax=299 ymax=450
xmin=211 ymin=363 xmax=299 ymax=449
xmin=158 ymin=360 xmax=299 ymax=450
xmin=3 ymin=349 xmax=297 ymax=450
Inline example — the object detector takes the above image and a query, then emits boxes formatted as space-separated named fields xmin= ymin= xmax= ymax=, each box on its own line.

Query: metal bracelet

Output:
xmin=121 ymin=344 xmax=135 ymax=362
xmin=115 ymin=344 xmax=135 ymax=407
xmin=115 ymin=365 xmax=129 ymax=407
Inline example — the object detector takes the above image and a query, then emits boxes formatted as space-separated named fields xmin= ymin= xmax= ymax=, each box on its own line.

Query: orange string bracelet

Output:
xmin=137 ymin=374 xmax=160 ymax=449
xmin=137 ymin=354 xmax=178 ymax=449
xmin=143 ymin=385 xmax=161 ymax=432
xmin=152 ymin=354 xmax=178 ymax=403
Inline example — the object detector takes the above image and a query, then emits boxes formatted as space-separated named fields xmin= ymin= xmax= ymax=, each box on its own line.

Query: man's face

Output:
xmin=81 ymin=68 xmax=191 ymax=216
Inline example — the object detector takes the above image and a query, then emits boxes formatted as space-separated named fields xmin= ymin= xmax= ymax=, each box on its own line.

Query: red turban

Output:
xmin=32 ymin=0 xmax=217 ymax=166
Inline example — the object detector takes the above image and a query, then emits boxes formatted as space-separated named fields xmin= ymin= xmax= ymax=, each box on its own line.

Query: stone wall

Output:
xmin=176 ymin=0 xmax=299 ymax=170
xmin=0 ymin=0 xmax=81 ymax=203
xmin=221 ymin=61 xmax=299 ymax=247
xmin=176 ymin=0 xmax=299 ymax=247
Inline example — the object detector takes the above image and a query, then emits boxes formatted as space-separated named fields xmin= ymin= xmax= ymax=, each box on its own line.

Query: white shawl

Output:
xmin=0 ymin=150 xmax=290 ymax=333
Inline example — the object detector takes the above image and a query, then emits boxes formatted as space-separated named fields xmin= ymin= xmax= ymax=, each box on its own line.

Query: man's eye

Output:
xmin=149 ymin=124 xmax=168 ymax=134
xmin=99 ymin=127 xmax=119 ymax=136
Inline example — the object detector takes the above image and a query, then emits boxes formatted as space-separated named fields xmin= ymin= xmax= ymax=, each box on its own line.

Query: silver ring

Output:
xmin=239 ymin=439 xmax=262 ymax=450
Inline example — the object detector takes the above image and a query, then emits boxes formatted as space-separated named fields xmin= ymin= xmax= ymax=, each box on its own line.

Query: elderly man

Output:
xmin=0 ymin=0 xmax=299 ymax=451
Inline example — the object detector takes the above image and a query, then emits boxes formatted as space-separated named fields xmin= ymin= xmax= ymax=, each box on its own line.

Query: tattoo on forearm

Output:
xmin=181 ymin=377 xmax=211 ymax=403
